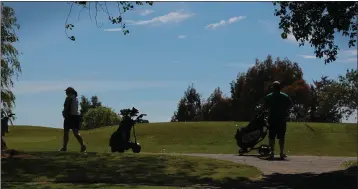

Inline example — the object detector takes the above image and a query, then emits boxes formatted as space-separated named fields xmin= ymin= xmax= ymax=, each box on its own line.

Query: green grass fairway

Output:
xmin=1 ymin=152 xmax=261 ymax=189
xmin=5 ymin=122 xmax=357 ymax=156
xmin=341 ymin=160 xmax=358 ymax=168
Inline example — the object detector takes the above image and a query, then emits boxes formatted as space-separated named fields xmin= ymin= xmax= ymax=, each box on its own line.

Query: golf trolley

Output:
xmin=1 ymin=111 xmax=15 ymax=150
xmin=234 ymin=110 xmax=271 ymax=156
xmin=109 ymin=107 xmax=146 ymax=153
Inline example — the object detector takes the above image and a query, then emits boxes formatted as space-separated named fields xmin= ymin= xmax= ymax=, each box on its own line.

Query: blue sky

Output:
xmin=5 ymin=2 xmax=357 ymax=128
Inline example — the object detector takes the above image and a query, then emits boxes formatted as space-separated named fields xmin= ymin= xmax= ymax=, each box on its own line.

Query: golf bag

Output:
xmin=109 ymin=107 xmax=146 ymax=153
xmin=234 ymin=110 xmax=271 ymax=156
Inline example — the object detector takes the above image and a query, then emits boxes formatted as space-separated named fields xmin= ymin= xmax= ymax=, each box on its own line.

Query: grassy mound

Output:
xmin=5 ymin=122 xmax=357 ymax=156
xmin=1 ymin=152 xmax=261 ymax=189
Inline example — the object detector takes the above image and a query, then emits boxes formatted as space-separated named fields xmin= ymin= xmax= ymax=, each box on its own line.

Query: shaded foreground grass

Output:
xmin=1 ymin=151 xmax=260 ymax=188
xmin=6 ymin=122 xmax=356 ymax=156
xmin=2 ymin=183 xmax=191 ymax=189
xmin=2 ymin=151 xmax=356 ymax=189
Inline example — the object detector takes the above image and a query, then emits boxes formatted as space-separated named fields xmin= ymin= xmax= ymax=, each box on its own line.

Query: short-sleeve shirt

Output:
xmin=63 ymin=95 xmax=79 ymax=117
xmin=264 ymin=92 xmax=292 ymax=121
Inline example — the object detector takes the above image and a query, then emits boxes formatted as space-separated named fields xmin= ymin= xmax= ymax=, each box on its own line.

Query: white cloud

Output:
xmin=13 ymin=80 xmax=185 ymax=95
xmin=341 ymin=58 xmax=357 ymax=63
xmin=299 ymin=55 xmax=317 ymax=59
xmin=205 ymin=16 xmax=246 ymax=29
xmin=103 ymin=28 xmax=122 ymax=32
xmin=126 ymin=10 xmax=194 ymax=26
xmin=341 ymin=49 xmax=358 ymax=56
xmin=140 ymin=9 xmax=154 ymax=16
xmin=177 ymin=35 xmax=186 ymax=39
xmin=299 ymin=50 xmax=357 ymax=63
xmin=286 ymin=33 xmax=297 ymax=43
xmin=258 ymin=21 xmax=316 ymax=45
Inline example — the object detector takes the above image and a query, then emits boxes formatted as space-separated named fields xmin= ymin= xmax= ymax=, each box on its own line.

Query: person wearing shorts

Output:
xmin=1 ymin=110 xmax=9 ymax=150
xmin=59 ymin=87 xmax=87 ymax=152
xmin=264 ymin=81 xmax=292 ymax=159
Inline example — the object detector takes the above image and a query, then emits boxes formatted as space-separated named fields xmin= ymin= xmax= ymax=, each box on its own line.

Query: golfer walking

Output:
xmin=59 ymin=87 xmax=87 ymax=152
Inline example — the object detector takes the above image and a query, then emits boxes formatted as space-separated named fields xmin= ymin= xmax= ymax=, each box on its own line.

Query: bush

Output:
xmin=82 ymin=106 xmax=121 ymax=130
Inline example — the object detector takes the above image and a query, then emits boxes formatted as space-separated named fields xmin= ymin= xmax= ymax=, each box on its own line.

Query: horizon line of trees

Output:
xmin=171 ymin=55 xmax=357 ymax=123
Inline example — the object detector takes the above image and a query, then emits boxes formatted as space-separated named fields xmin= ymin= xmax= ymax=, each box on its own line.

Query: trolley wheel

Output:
xmin=238 ymin=149 xmax=245 ymax=156
xmin=258 ymin=144 xmax=271 ymax=156
xmin=110 ymin=146 xmax=117 ymax=152
xmin=132 ymin=143 xmax=141 ymax=153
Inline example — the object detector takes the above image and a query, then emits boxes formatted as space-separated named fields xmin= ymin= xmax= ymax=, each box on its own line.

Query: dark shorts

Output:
xmin=64 ymin=115 xmax=81 ymax=131
xmin=268 ymin=118 xmax=287 ymax=140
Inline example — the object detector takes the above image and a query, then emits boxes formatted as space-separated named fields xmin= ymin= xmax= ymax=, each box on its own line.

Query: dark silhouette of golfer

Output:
xmin=59 ymin=87 xmax=87 ymax=152
xmin=263 ymin=81 xmax=293 ymax=160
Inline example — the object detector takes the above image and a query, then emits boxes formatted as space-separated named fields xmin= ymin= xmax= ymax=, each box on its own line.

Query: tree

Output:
xmin=230 ymin=73 xmax=246 ymax=121
xmin=90 ymin=95 xmax=102 ymax=108
xmin=1 ymin=3 xmax=21 ymax=111
xmin=230 ymin=55 xmax=310 ymax=121
xmin=171 ymin=84 xmax=202 ymax=122
xmin=79 ymin=95 xmax=91 ymax=119
xmin=82 ymin=106 xmax=121 ymax=129
xmin=171 ymin=98 xmax=188 ymax=122
xmin=201 ymin=87 xmax=232 ymax=121
xmin=273 ymin=2 xmax=358 ymax=64
xmin=65 ymin=1 xmax=153 ymax=41
xmin=337 ymin=69 xmax=358 ymax=119
xmin=307 ymin=76 xmax=343 ymax=123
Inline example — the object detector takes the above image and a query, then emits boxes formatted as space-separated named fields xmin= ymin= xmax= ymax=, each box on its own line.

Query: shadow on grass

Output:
xmin=1 ymin=151 xmax=357 ymax=189
xmin=1 ymin=151 xmax=250 ymax=188
xmin=220 ymin=165 xmax=357 ymax=189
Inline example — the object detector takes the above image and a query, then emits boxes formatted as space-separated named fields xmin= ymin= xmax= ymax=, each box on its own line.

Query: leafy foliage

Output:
xmin=273 ymin=2 xmax=358 ymax=64
xmin=79 ymin=95 xmax=91 ymax=119
xmin=82 ymin=106 xmax=121 ymax=130
xmin=1 ymin=3 xmax=21 ymax=111
xmin=230 ymin=55 xmax=309 ymax=121
xmin=90 ymin=95 xmax=102 ymax=108
xmin=337 ymin=69 xmax=358 ymax=119
xmin=65 ymin=1 xmax=153 ymax=41
xmin=307 ymin=76 xmax=343 ymax=123
xmin=79 ymin=95 xmax=102 ymax=119
xmin=172 ymin=55 xmax=354 ymax=123
xmin=201 ymin=87 xmax=232 ymax=121
xmin=171 ymin=84 xmax=202 ymax=122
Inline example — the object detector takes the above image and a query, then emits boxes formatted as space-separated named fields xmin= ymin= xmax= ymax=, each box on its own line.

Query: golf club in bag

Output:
xmin=109 ymin=107 xmax=146 ymax=153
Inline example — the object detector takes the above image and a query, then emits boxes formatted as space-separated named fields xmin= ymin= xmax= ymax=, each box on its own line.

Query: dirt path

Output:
xmin=161 ymin=153 xmax=357 ymax=188
xmin=180 ymin=153 xmax=356 ymax=175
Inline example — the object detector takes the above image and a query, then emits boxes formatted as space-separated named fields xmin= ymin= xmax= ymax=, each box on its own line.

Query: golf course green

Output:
xmin=5 ymin=122 xmax=357 ymax=156
xmin=2 ymin=122 xmax=356 ymax=188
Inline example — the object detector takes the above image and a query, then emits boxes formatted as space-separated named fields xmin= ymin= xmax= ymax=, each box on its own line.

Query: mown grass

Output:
xmin=1 ymin=152 xmax=260 ymax=189
xmin=5 ymin=122 xmax=357 ymax=156
xmin=341 ymin=160 xmax=358 ymax=169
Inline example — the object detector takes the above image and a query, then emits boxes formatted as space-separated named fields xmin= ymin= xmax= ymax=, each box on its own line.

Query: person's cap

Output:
xmin=272 ymin=81 xmax=280 ymax=85
xmin=65 ymin=87 xmax=76 ymax=93
xmin=272 ymin=81 xmax=281 ymax=88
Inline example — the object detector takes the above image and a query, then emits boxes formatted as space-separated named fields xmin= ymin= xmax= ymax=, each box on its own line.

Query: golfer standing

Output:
xmin=263 ymin=81 xmax=292 ymax=160
xmin=59 ymin=87 xmax=87 ymax=152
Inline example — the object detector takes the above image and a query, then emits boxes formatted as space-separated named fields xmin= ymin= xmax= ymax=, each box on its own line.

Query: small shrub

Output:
xmin=82 ymin=106 xmax=121 ymax=130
